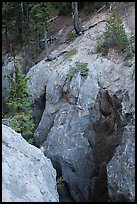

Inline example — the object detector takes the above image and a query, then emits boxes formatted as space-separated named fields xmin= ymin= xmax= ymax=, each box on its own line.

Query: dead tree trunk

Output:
xmin=34 ymin=31 xmax=39 ymax=60
xmin=44 ymin=29 xmax=49 ymax=58
xmin=24 ymin=45 xmax=33 ymax=73
xmin=44 ymin=29 xmax=55 ymax=61
xmin=72 ymin=2 xmax=82 ymax=34
xmin=19 ymin=2 xmax=24 ymax=46
xmin=4 ymin=2 xmax=9 ymax=53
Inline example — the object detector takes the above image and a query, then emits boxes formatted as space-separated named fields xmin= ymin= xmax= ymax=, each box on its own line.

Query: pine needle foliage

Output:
xmin=96 ymin=12 xmax=133 ymax=59
xmin=6 ymin=63 xmax=34 ymax=140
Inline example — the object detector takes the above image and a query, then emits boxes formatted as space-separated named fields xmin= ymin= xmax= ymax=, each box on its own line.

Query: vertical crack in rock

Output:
xmin=51 ymin=157 xmax=75 ymax=202
xmin=32 ymin=93 xmax=46 ymax=130
xmin=90 ymin=88 xmax=128 ymax=202
xmin=57 ymin=178 xmax=75 ymax=202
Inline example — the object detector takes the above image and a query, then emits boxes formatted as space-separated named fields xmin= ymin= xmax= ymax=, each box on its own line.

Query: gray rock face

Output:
xmin=33 ymin=60 xmax=100 ymax=201
xmin=30 ymin=5 xmax=135 ymax=202
xmin=2 ymin=124 xmax=59 ymax=202
xmin=33 ymin=55 xmax=135 ymax=202
xmin=2 ymin=3 xmax=135 ymax=202
xmin=107 ymin=119 xmax=135 ymax=202
xmin=26 ymin=60 xmax=53 ymax=104
xmin=26 ymin=60 xmax=57 ymax=127
xmin=41 ymin=103 xmax=93 ymax=202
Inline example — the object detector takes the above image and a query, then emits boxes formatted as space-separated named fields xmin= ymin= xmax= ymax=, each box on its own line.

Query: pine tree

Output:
xmin=6 ymin=63 xmax=35 ymax=141
xmin=29 ymin=2 xmax=54 ymax=59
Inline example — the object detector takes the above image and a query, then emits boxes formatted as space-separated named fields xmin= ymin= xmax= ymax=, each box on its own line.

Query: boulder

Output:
xmin=2 ymin=124 xmax=59 ymax=202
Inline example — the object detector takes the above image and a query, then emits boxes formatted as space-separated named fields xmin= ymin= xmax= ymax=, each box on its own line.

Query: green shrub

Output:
xmin=6 ymin=62 xmax=35 ymax=141
xmin=28 ymin=138 xmax=34 ymax=144
xmin=66 ymin=31 xmax=77 ymax=42
xmin=66 ymin=61 xmax=89 ymax=80
xmin=96 ymin=12 xmax=133 ymax=58
xmin=66 ymin=66 xmax=77 ymax=80
xmin=78 ymin=62 xmax=89 ymax=76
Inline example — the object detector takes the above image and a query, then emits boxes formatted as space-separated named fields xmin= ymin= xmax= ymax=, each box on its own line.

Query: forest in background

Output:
xmin=2 ymin=2 xmax=107 ymax=143
xmin=2 ymin=2 xmax=105 ymax=70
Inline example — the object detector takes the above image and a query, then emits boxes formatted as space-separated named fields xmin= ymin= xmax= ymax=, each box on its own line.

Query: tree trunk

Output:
xmin=18 ymin=26 xmax=23 ymax=46
xmin=20 ymin=2 xmax=24 ymax=46
xmin=44 ymin=29 xmax=52 ymax=60
xmin=4 ymin=2 xmax=9 ymax=53
xmin=34 ymin=31 xmax=39 ymax=60
xmin=5 ymin=27 xmax=9 ymax=53
xmin=24 ymin=45 xmax=33 ymax=73
xmin=72 ymin=2 xmax=82 ymax=34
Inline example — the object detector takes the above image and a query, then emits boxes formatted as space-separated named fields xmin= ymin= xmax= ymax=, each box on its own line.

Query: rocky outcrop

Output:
xmin=2 ymin=124 xmax=59 ymax=202
xmin=106 ymin=67 xmax=135 ymax=202
xmin=2 ymin=2 xmax=135 ymax=202
xmin=107 ymin=113 xmax=135 ymax=202
xmin=27 ymin=3 xmax=135 ymax=202
xmin=26 ymin=60 xmax=55 ymax=127
xmin=33 ymin=59 xmax=99 ymax=201
xmin=41 ymin=103 xmax=94 ymax=202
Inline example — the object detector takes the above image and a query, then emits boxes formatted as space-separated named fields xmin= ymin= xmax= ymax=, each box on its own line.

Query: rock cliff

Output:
xmin=2 ymin=2 xmax=135 ymax=202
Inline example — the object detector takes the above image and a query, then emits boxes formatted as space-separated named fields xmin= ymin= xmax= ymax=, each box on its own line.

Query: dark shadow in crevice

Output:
xmin=32 ymin=93 xmax=46 ymax=131
xmin=51 ymin=159 xmax=75 ymax=202
xmin=90 ymin=88 xmax=127 ymax=202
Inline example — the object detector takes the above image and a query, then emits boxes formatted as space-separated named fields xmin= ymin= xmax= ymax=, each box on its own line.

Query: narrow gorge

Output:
xmin=2 ymin=2 xmax=135 ymax=202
